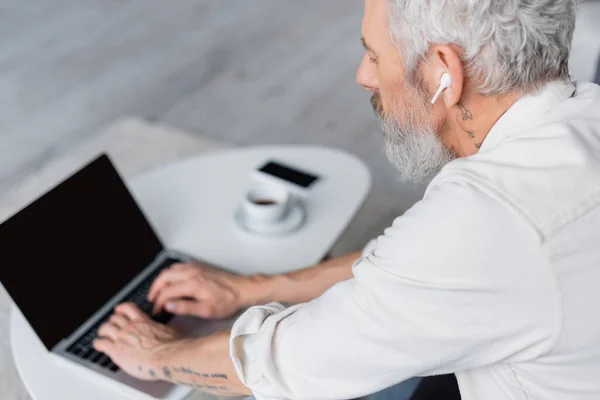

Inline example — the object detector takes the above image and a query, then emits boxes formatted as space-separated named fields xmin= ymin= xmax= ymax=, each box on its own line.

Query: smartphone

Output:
xmin=252 ymin=160 xmax=320 ymax=196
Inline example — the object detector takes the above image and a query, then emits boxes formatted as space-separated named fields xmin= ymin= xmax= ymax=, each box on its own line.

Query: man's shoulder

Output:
xmin=365 ymin=178 xmax=547 ymax=299
xmin=430 ymin=114 xmax=600 ymax=238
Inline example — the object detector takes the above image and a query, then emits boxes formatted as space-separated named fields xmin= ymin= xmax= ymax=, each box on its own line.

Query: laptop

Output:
xmin=0 ymin=154 xmax=222 ymax=399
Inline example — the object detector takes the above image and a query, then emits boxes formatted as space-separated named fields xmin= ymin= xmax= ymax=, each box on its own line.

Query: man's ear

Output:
xmin=423 ymin=44 xmax=465 ymax=108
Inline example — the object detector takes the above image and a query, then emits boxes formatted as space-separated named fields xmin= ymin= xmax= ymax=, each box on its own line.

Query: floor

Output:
xmin=0 ymin=0 xmax=426 ymax=219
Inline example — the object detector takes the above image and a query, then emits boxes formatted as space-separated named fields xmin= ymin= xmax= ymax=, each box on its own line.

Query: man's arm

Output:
xmin=94 ymin=304 xmax=251 ymax=397
xmin=95 ymin=248 xmax=360 ymax=397
xmin=150 ymin=331 xmax=250 ymax=396
xmin=243 ymin=251 xmax=361 ymax=305
xmin=148 ymin=251 xmax=362 ymax=319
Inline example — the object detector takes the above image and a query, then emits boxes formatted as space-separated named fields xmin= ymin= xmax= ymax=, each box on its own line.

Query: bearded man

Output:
xmin=94 ymin=1 xmax=600 ymax=399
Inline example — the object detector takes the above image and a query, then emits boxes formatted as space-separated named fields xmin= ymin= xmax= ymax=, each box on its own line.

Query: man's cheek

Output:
xmin=380 ymin=94 xmax=396 ymax=117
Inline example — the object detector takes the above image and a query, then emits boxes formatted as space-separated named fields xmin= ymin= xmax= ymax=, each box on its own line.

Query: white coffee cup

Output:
xmin=242 ymin=183 xmax=291 ymax=226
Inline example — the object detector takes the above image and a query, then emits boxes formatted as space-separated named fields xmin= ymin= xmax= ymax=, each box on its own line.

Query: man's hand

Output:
xmin=93 ymin=303 xmax=181 ymax=381
xmin=148 ymin=262 xmax=250 ymax=319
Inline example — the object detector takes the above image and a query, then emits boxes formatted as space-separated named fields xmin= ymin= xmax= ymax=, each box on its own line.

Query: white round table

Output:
xmin=10 ymin=146 xmax=371 ymax=400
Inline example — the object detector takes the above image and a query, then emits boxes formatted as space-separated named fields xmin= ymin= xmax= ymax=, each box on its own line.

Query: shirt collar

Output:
xmin=479 ymin=80 xmax=576 ymax=152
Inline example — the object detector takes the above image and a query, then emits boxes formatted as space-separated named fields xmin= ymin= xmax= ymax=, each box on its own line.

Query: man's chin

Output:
xmin=381 ymin=121 xmax=456 ymax=185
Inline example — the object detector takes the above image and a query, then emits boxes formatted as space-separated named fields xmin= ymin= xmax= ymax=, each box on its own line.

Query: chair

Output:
xmin=570 ymin=1 xmax=600 ymax=83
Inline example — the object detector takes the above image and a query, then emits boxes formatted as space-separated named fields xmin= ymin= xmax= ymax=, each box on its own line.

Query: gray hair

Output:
xmin=387 ymin=0 xmax=578 ymax=95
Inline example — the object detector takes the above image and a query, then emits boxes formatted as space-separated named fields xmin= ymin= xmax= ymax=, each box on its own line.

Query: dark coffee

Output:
xmin=253 ymin=199 xmax=277 ymax=206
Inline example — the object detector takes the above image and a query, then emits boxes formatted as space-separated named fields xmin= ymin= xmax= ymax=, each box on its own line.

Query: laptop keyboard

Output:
xmin=66 ymin=257 xmax=181 ymax=372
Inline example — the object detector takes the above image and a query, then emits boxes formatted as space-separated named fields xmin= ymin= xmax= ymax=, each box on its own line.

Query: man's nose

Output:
xmin=356 ymin=53 xmax=379 ymax=92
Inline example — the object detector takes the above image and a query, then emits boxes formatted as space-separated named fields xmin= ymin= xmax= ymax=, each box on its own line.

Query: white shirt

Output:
xmin=229 ymin=81 xmax=600 ymax=400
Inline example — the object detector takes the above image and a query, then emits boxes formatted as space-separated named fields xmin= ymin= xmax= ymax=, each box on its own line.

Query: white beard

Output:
xmin=381 ymin=115 xmax=455 ymax=184
xmin=373 ymin=79 xmax=456 ymax=184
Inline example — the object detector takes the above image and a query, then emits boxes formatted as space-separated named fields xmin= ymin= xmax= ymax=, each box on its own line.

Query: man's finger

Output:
xmin=166 ymin=299 xmax=218 ymax=318
xmin=98 ymin=322 xmax=120 ymax=340
xmin=109 ymin=313 xmax=129 ymax=328
xmin=170 ymin=262 xmax=200 ymax=271
xmin=147 ymin=267 xmax=192 ymax=302
xmin=153 ymin=282 xmax=197 ymax=315
xmin=191 ymin=301 xmax=217 ymax=318
xmin=115 ymin=303 xmax=147 ymax=321
xmin=163 ymin=299 xmax=200 ymax=316
xmin=93 ymin=338 xmax=115 ymax=354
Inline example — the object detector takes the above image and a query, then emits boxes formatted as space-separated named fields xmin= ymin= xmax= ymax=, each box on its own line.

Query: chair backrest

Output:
xmin=570 ymin=1 xmax=600 ymax=82
xmin=595 ymin=55 xmax=600 ymax=85
xmin=409 ymin=374 xmax=461 ymax=400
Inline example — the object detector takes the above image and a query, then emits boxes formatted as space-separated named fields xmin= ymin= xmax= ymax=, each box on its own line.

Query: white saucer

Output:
xmin=234 ymin=200 xmax=306 ymax=237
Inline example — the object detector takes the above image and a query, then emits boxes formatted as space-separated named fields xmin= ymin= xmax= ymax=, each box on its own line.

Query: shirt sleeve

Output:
xmin=229 ymin=182 xmax=558 ymax=400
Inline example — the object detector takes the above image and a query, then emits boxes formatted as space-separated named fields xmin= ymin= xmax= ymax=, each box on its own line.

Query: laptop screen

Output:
xmin=0 ymin=154 xmax=164 ymax=350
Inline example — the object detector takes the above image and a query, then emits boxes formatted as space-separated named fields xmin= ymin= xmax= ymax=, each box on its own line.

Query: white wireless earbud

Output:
xmin=430 ymin=72 xmax=452 ymax=105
